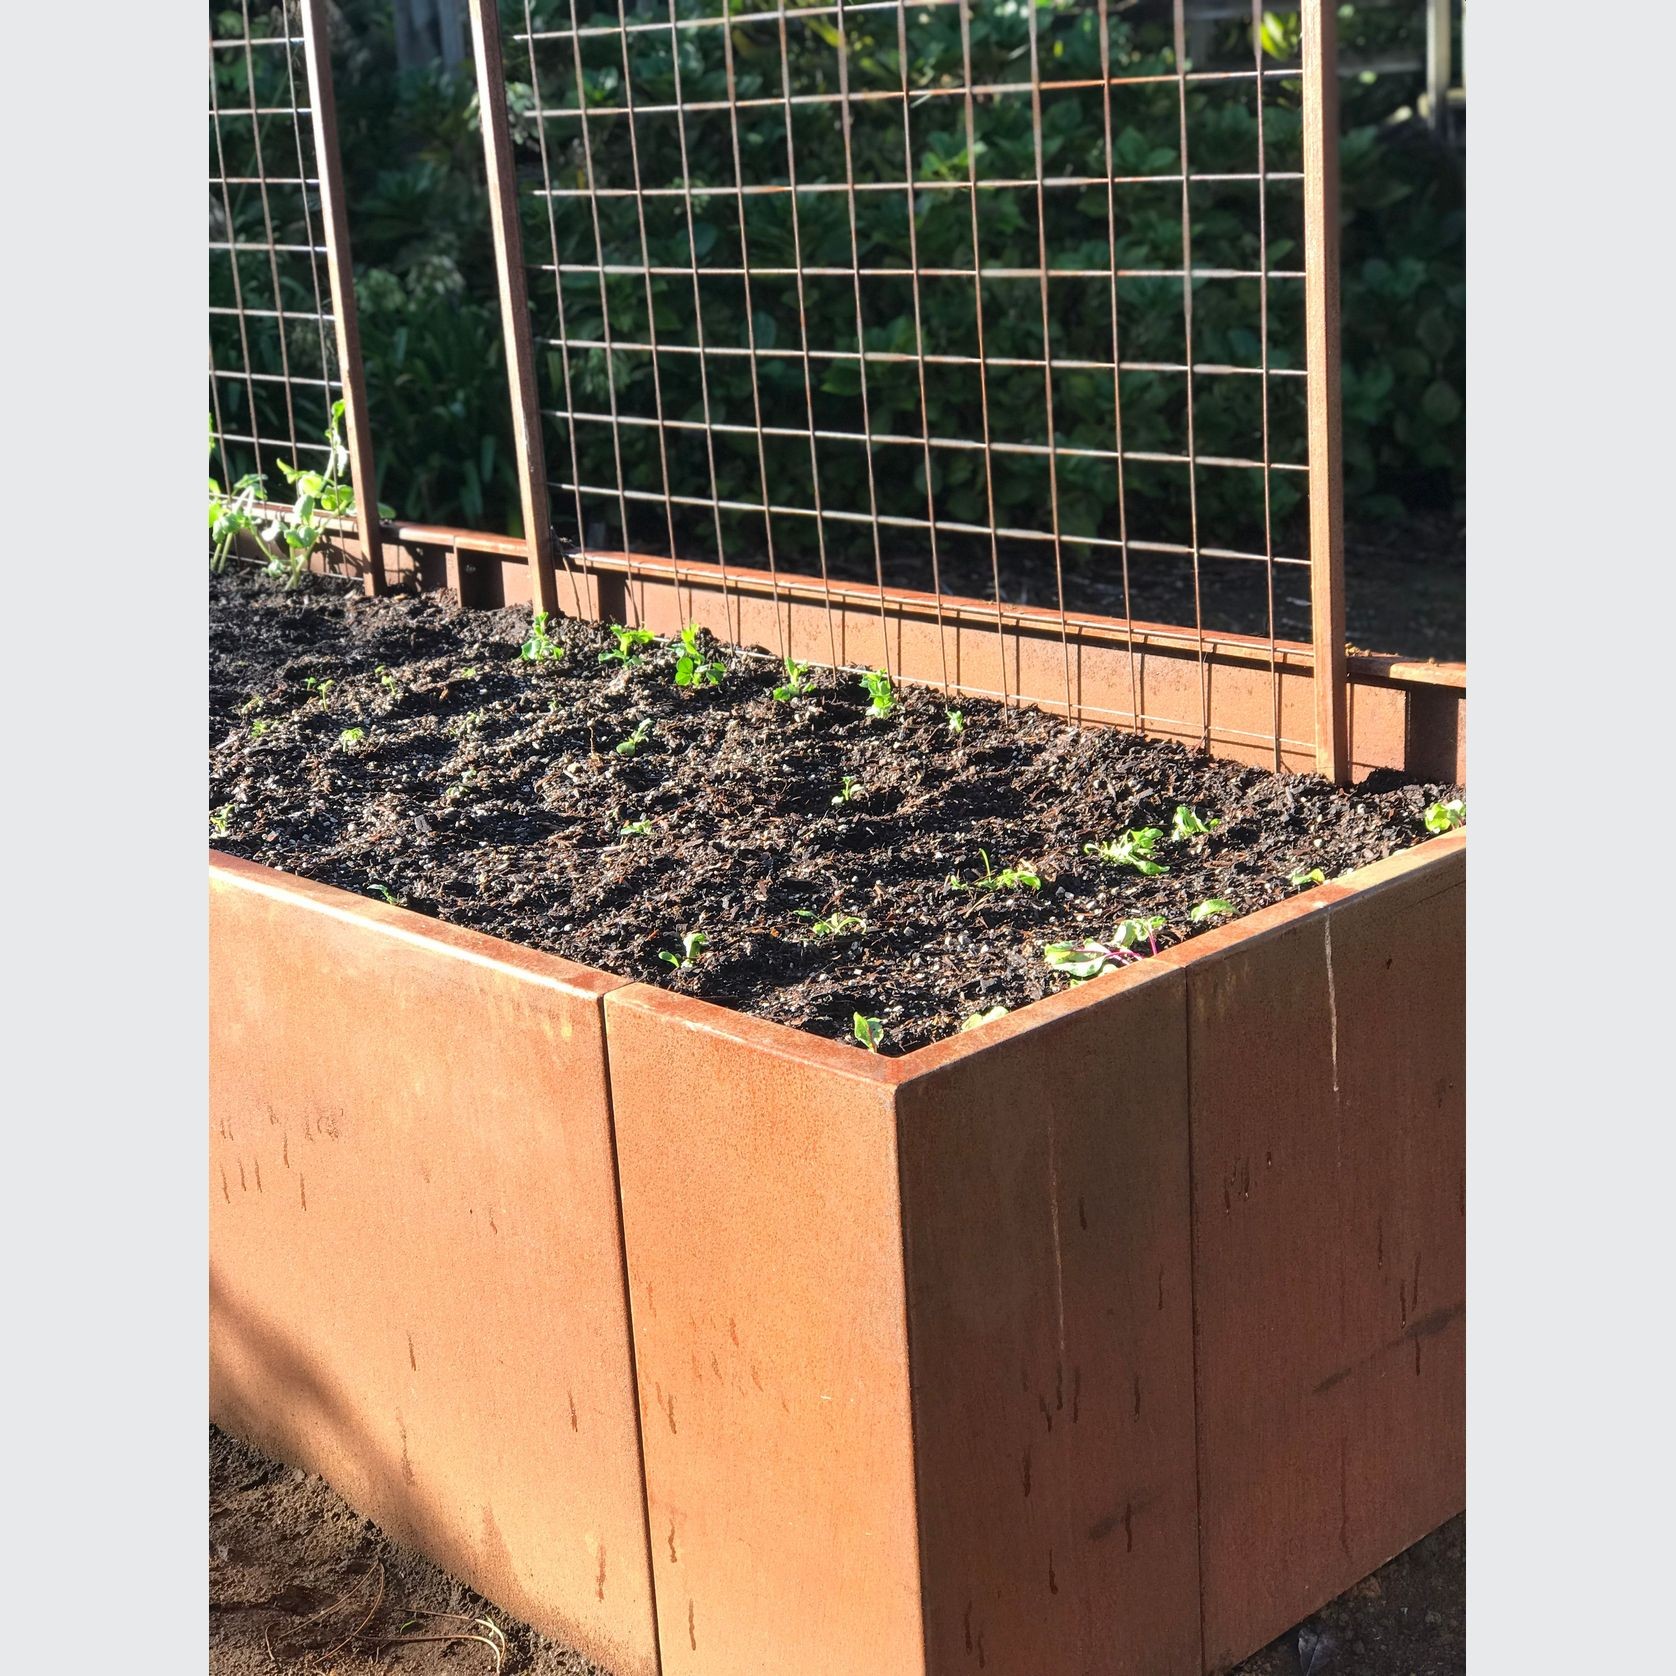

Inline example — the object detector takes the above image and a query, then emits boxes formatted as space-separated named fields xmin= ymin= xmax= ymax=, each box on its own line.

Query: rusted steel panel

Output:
xmin=894 ymin=965 xmax=1203 ymax=1676
xmin=603 ymin=988 xmax=922 ymax=1675
xmin=1162 ymin=840 xmax=1465 ymax=1669
xmin=209 ymin=854 xmax=660 ymax=1676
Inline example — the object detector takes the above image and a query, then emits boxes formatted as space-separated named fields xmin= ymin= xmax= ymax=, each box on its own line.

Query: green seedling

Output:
xmin=1190 ymin=898 xmax=1235 ymax=922
xmin=659 ymin=930 xmax=708 ymax=971
xmin=456 ymin=666 xmax=480 ymax=680
xmin=619 ymin=818 xmax=653 ymax=838
xmin=1287 ymin=865 xmax=1327 ymax=887
xmin=773 ymin=658 xmax=815 ymax=701
xmin=831 ymin=775 xmax=862 ymax=806
xmin=1424 ymin=797 xmax=1466 ymax=834
xmin=674 ymin=624 xmax=725 ymax=688
xmin=599 ymin=623 xmax=656 ymax=666
xmin=962 ymin=1005 xmax=1009 ymax=1031
xmin=521 ymin=610 xmax=565 ymax=663
xmin=239 ymin=695 xmax=264 ymax=715
xmin=208 ymin=470 xmax=267 ymax=572
xmin=1084 ymin=827 xmax=1169 ymax=875
xmin=249 ymin=718 xmax=270 ymax=739
xmin=1171 ymin=804 xmax=1220 ymax=840
xmin=615 ymin=718 xmax=653 ymax=758
xmin=945 ymin=708 xmax=966 ymax=735
xmin=304 ymin=675 xmax=335 ymax=702
xmin=209 ymin=402 xmax=369 ymax=589
xmin=795 ymin=908 xmax=867 ymax=937
xmin=853 ymin=1013 xmax=885 ymax=1053
xmin=367 ymin=883 xmax=399 ymax=906
xmin=1045 ymin=916 xmax=1167 ymax=982
xmin=209 ymin=803 xmax=234 ymax=836
xmin=338 ymin=726 xmax=366 ymax=751
xmin=859 ymin=668 xmax=896 ymax=720
xmin=375 ymin=664 xmax=397 ymax=694
xmin=946 ymin=849 xmax=1041 ymax=893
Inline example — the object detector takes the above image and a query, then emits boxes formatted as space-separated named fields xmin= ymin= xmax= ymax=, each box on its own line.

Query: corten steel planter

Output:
xmin=208 ymin=853 xmax=660 ymax=1676
xmin=209 ymin=834 xmax=1464 ymax=1676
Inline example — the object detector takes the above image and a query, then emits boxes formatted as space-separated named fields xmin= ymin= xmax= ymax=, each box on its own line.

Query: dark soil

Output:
xmin=210 ymin=1424 xmax=1463 ymax=1675
xmin=209 ymin=568 xmax=1457 ymax=1055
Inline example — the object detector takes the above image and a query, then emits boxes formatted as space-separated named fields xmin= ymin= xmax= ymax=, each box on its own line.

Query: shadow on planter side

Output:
xmin=208 ymin=855 xmax=660 ymax=1676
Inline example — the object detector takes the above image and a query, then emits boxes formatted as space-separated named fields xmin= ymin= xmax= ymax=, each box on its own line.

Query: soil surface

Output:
xmin=211 ymin=1425 xmax=1463 ymax=1675
xmin=210 ymin=568 xmax=1457 ymax=1054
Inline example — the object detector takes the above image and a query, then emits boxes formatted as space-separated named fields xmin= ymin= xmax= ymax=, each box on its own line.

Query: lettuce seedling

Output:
xmin=859 ymin=669 xmax=895 ymax=720
xmin=795 ymin=908 xmax=866 ymax=937
xmin=659 ymin=930 xmax=708 ymax=971
xmin=675 ymin=625 xmax=725 ymax=688
xmin=338 ymin=726 xmax=366 ymax=751
xmin=831 ymin=775 xmax=862 ymax=806
xmin=946 ymin=850 xmax=1041 ymax=893
xmin=1424 ymin=797 xmax=1466 ymax=834
xmin=375 ymin=664 xmax=397 ymax=693
xmin=210 ymin=804 xmax=233 ymax=836
xmin=1287 ymin=865 xmax=1326 ymax=887
xmin=521 ymin=611 xmax=565 ymax=662
xmin=773 ymin=658 xmax=815 ymax=701
xmin=1085 ymin=828 xmax=1169 ymax=875
xmin=600 ymin=624 xmax=656 ymax=666
xmin=620 ymin=818 xmax=653 ymax=837
xmin=615 ymin=719 xmax=653 ymax=758
xmin=1190 ymin=898 xmax=1235 ymax=922
xmin=304 ymin=675 xmax=335 ymax=702
xmin=1171 ymin=805 xmax=1220 ymax=840
xmin=853 ymin=1014 xmax=885 ymax=1053
xmin=1044 ymin=916 xmax=1166 ymax=982
xmin=946 ymin=708 xmax=966 ymax=735
xmin=962 ymin=1005 xmax=1009 ymax=1031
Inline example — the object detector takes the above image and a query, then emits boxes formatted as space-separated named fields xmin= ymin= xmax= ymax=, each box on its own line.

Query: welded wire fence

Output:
xmin=471 ymin=0 xmax=1344 ymax=769
xmin=210 ymin=0 xmax=1358 ymax=775
xmin=209 ymin=0 xmax=382 ymax=586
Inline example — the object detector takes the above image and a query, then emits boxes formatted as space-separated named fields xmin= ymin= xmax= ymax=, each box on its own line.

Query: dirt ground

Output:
xmin=211 ymin=1426 xmax=1462 ymax=1674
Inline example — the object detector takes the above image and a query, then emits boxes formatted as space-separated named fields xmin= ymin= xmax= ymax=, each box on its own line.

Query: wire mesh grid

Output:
xmin=474 ymin=0 xmax=1335 ymax=765
xmin=209 ymin=3 xmax=340 ymax=486
xmin=209 ymin=0 xmax=383 ymax=587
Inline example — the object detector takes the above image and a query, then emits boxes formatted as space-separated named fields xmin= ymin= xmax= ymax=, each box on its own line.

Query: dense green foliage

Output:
xmin=211 ymin=1 xmax=1462 ymax=560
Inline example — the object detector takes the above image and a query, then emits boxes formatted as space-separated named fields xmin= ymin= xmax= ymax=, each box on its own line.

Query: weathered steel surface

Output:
xmin=1162 ymin=837 xmax=1466 ymax=1669
xmin=209 ymin=853 xmax=660 ymax=1676
xmin=894 ymin=965 xmax=1203 ymax=1676
xmin=602 ymin=990 xmax=922 ymax=1675
xmin=606 ymin=964 xmax=1202 ymax=1675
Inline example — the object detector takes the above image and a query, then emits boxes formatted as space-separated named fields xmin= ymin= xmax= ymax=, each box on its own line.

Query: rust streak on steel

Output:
xmin=1303 ymin=0 xmax=1351 ymax=781
xmin=465 ymin=0 xmax=557 ymax=616
xmin=299 ymin=0 xmax=385 ymax=595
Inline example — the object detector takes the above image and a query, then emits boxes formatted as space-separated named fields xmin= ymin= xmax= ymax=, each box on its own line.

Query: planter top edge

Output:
xmin=208 ymin=849 xmax=625 ymax=1002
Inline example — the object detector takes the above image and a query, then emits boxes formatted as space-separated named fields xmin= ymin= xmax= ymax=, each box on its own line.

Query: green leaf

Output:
xmin=1190 ymin=899 xmax=1235 ymax=922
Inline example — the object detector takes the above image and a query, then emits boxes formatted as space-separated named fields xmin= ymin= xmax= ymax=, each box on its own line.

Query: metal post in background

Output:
xmin=1302 ymin=0 xmax=1350 ymax=783
xmin=298 ymin=0 xmax=386 ymax=594
xmin=465 ymin=0 xmax=561 ymax=617
xmin=1426 ymin=0 xmax=1455 ymax=140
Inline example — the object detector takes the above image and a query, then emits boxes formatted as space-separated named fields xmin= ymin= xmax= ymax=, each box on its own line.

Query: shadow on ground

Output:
xmin=210 ymin=1424 xmax=1463 ymax=1675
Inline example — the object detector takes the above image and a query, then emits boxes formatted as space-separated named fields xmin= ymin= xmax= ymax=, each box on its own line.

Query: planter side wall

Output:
xmin=600 ymin=994 xmax=925 ymax=1676
xmin=892 ymin=964 xmax=1203 ymax=1676
xmin=1165 ymin=838 xmax=1467 ymax=1670
xmin=605 ymin=966 xmax=1205 ymax=1676
xmin=208 ymin=856 xmax=661 ymax=1676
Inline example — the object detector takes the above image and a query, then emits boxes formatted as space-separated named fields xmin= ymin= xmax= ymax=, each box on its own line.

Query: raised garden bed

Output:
xmin=210 ymin=570 xmax=1464 ymax=1676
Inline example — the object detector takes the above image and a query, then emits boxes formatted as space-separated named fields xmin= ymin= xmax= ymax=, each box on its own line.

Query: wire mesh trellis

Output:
xmin=209 ymin=0 xmax=384 ymax=591
xmin=468 ymin=0 xmax=1349 ymax=775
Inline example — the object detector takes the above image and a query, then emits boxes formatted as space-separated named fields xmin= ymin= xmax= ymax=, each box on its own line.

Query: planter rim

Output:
xmin=211 ymin=830 xmax=1466 ymax=1076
